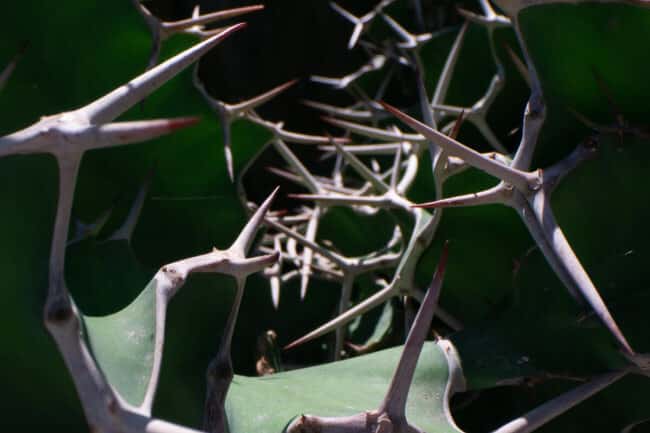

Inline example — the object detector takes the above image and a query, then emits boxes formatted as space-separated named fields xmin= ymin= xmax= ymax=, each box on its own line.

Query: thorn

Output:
xmin=267 ymin=166 xmax=303 ymax=184
xmin=0 ymin=41 xmax=29 ymax=91
xmin=330 ymin=139 xmax=390 ymax=193
xmin=289 ymin=193 xmax=390 ymax=208
xmin=225 ymin=136 xmax=235 ymax=181
xmin=431 ymin=22 xmax=468 ymax=117
xmin=67 ymin=205 xmax=114 ymax=246
xmin=83 ymin=23 xmax=246 ymax=124
xmin=162 ymin=5 xmax=264 ymax=34
xmin=380 ymin=243 xmax=448 ymax=415
xmin=264 ymin=217 xmax=343 ymax=266
xmin=493 ymin=371 xmax=626 ymax=433
xmin=412 ymin=185 xmax=506 ymax=209
xmin=449 ymin=109 xmax=465 ymax=140
xmin=300 ymin=208 xmax=321 ymax=300
xmin=231 ymin=187 xmax=279 ymax=256
xmin=229 ymin=79 xmax=298 ymax=114
xmin=247 ymin=115 xmax=350 ymax=145
xmin=270 ymin=139 xmax=323 ymax=193
xmin=503 ymin=43 xmax=531 ymax=88
xmin=311 ymin=55 xmax=386 ymax=89
xmin=322 ymin=116 xmax=424 ymax=143
xmin=284 ymin=281 xmax=395 ymax=350
xmin=302 ymin=99 xmax=373 ymax=121
xmin=380 ymin=101 xmax=534 ymax=191
xmin=108 ymin=167 xmax=155 ymax=242
xmin=567 ymin=107 xmax=600 ymax=131
xmin=93 ymin=116 xmax=201 ymax=148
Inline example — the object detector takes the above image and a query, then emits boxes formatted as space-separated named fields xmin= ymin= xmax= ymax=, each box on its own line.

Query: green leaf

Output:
xmin=83 ymin=279 xmax=157 ymax=407
xmin=226 ymin=342 xmax=460 ymax=433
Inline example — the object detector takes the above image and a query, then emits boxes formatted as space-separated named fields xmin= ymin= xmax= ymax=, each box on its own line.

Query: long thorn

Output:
xmin=285 ymin=282 xmax=395 ymax=350
xmin=92 ymin=117 xmax=201 ymax=148
xmin=381 ymin=102 xmax=535 ymax=191
xmin=83 ymin=24 xmax=245 ymax=124
xmin=432 ymin=22 xmax=468 ymax=121
xmin=323 ymin=116 xmax=425 ymax=143
xmin=493 ymin=371 xmax=626 ymax=433
xmin=231 ymin=187 xmax=279 ymax=256
xmin=229 ymin=79 xmax=298 ymax=114
xmin=332 ymin=140 xmax=390 ymax=193
xmin=162 ymin=5 xmax=263 ymax=33
xmin=380 ymin=243 xmax=448 ymax=416
xmin=413 ymin=184 xmax=507 ymax=209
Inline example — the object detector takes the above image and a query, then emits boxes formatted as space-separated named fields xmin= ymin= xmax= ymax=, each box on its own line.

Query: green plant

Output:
xmin=1 ymin=0 xmax=649 ymax=432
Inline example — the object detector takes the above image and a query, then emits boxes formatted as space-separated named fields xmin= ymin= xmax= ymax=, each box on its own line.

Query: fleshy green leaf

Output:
xmin=226 ymin=342 xmax=461 ymax=433
xmin=83 ymin=279 xmax=157 ymax=407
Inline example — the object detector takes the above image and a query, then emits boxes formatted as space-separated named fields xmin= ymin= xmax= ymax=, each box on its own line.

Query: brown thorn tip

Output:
xmin=283 ymin=333 xmax=309 ymax=351
xmin=379 ymin=100 xmax=399 ymax=115
xmin=166 ymin=116 xmax=202 ymax=131
xmin=227 ymin=22 xmax=248 ymax=33
xmin=450 ymin=109 xmax=465 ymax=140
xmin=283 ymin=341 xmax=298 ymax=351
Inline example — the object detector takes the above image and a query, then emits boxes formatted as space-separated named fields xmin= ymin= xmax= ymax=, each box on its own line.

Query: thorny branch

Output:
xmin=5 ymin=0 xmax=646 ymax=432
xmin=0 ymin=21 xmax=280 ymax=433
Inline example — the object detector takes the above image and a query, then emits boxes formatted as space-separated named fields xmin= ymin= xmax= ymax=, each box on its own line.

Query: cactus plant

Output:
xmin=1 ymin=0 xmax=649 ymax=432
